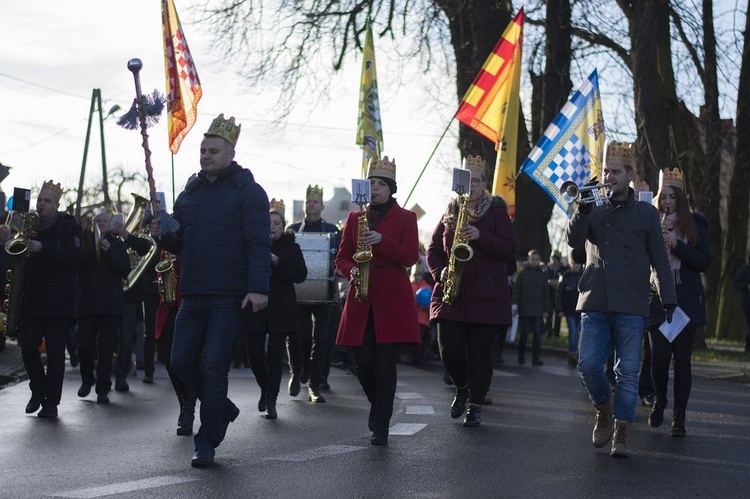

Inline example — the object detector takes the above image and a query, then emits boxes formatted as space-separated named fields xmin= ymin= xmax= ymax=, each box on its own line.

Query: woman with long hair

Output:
xmin=647 ymin=169 xmax=711 ymax=436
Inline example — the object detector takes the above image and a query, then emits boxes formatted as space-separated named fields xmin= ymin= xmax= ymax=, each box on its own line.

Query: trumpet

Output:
xmin=560 ymin=181 xmax=613 ymax=206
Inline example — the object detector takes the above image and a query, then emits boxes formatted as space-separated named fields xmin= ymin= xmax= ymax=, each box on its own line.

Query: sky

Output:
xmin=0 ymin=0 xmax=461 ymax=241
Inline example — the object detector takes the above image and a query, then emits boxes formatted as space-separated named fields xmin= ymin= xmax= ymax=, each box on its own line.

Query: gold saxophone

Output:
xmin=155 ymin=252 xmax=178 ymax=306
xmin=351 ymin=207 xmax=373 ymax=302
xmin=122 ymin=193 xmax=158 ymax=292
xmin=3 ymin=211 xmax=40 ymax=339
xmin=442 ymin=194 xmax=474 ymax=305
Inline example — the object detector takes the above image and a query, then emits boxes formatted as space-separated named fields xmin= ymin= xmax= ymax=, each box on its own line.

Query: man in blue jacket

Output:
xmin=566 ymin=141 xmax=677 ymax=459
xmin=151 ymin=114 xmax=271 ymax=467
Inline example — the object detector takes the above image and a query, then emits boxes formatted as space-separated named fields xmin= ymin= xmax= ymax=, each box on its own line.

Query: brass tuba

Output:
xmin=122 ymin=193 xmax=158 ymax=292
xmin=351 ymin=207 xmax=373 ymax=302
xmin=3 ymin=211 xmax=40 ymax=339
xmin=155 ymin=252 xmax=178 ymax=306
xmin=442 ymin=194 xmax=474 ymax=305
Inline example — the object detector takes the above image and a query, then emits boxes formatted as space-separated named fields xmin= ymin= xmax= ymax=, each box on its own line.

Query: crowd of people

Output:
xmin=3 ymin=116 xmax=748 ymax=466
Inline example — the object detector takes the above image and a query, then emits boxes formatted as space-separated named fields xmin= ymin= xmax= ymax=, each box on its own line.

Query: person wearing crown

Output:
xmin=149 ymin=114 xmax=272 ymax=467
xmin=335 ymin=156 xmax=420 ymax=445
xmin=286 ymin=184 xmax=341 ymax=402
xmin=567 ymin=141 xmax=678 ymax=458
xmin=426 ymin=155 xmax=517 ymax=428
xmin=19 ymin=180 xmax=82 ymax=419
xmin=645 ymin=168 xmax=710 ymax=437
xmin=241 ymin=199 xmax=307 ymax=419
xmin=75 ymin=208 xmax=130 ymax=404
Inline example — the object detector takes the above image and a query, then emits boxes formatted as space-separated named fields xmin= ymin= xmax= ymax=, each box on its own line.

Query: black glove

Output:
xmin=664 ymin=303 xmax=677 ymax=324
xmin=576 ymin=177 xmax=598 ymax=215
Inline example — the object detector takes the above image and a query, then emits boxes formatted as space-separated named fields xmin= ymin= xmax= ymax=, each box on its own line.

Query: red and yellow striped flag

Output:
xmin=162 ymin=0 xmax=202 ymax=154
xmin=456 ymin=9 xmax=523 ymax=217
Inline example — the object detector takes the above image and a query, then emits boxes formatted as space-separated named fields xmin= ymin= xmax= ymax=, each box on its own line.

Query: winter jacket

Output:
xmin=77 ymin=231 xmax=130 ymax=317
xmin=427 ymin=196 xmax=517 ymax=326
xmin=161 ymin=162 xmax=272 ymax=296
xmin=512 ymin=265 xmax=552 ymax=318
xmin=566 ymin=188 xmax=677 ymax=317
xmin=556 ymin=269 xmax=583 ymax=316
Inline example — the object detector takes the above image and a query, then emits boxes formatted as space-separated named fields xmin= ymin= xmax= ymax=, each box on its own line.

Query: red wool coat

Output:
xmin=335 ymin=202 xmax=420 ymax=346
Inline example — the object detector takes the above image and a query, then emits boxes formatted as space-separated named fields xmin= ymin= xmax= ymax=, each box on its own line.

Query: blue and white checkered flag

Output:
xmin=520 ymin=70 xmax=605 ymax=217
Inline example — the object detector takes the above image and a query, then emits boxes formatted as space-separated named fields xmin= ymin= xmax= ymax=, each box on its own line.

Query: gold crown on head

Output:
xmin=306 ymin=185 xmax=323 ymax=202
xmin=204 ymin=114 xmax=241 ymax=146
xmin=41 ymin=179 xmax=63 ymax=200
xmin=269 ymin=198 xmax=285 ymax=214
xmin=659 ymin=167 xmax=684 ymax=190
xmin=367 ymin=155 xmax=396 ymax=181
xmin=632 ymin=180 xmax=650 ymax=194
xmin=462 ymin=155 xmax=486 ymax=179
xmin=606 ymin=140 xmax=633 ymax=169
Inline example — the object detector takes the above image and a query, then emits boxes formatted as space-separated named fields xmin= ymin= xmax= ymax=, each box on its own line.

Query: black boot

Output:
xmin=648 ymin=397 xmax=666 ymax=428
xmin=368 ymin=404 xmax=376 ymax=431
xmin=266 ymin=395 xmax=277 ymax=420
xmin=370 ymin=421 xmax=389 ymax=446
xmin=463 ymin=403 xmax=482 ymax=427
xmin=177 ymin=395 xmax=197 ymax=436
xmin=670 ymin=410 xmax=686 ymax=437
xmin=450 ymin=386 xmax=469 ymax=419
xmin=258 ymin=390 xmax=267 ymax=412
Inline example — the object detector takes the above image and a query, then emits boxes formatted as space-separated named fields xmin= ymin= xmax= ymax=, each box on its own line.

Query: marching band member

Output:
xmin=286 ymin=185 xmax=340 ymax=401
xmin=19 ymin=180 xmax=82 ymax=418
xmin=242 ymin=199 xmax=307 ymax=419
xmin=426 ymin=156 xmax=517 ymax=428
xmin=335 ymin=156 xmax=420 ymax=446
xmin=76 ymin=209 xmax=130 ymax=404
xmin=149 ymin=114 xmax=271 ymax=467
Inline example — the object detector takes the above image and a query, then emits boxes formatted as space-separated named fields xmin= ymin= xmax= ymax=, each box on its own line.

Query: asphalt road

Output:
xmin=0 ymin=355 xmax=748 ymax=498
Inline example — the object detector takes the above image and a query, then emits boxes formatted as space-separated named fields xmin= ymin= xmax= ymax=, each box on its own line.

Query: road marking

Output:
xmin=395 ymin=392 xmax=423 ymax=399
xmin=406 ymin=405 xmax=435 ymax=415
xmin=266 ymin=445 xmax=364 ymax=462
xmin=52 ymin=475 xmax=198 ymax=498
xmin=389 ymin=423 xmax=427 ymax=435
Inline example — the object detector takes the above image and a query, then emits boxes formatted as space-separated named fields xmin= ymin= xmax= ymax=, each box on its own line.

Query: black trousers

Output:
xmin=354 ymin=313 xmax=399 ymax=425
xmin=286 ymin=303 xmax=332 ymax=385
xmin=143 ymin=292 xmax=159 ymax=377
xmin=649 ymin=326 xmax=696 ymax=414
xmin=78 ymin=314 xmax=120 ymax=395
xmin=438 ymin=319 xmax=496 ymax=405
xmin=20 ymin=317 xmax=71 ymax=407
xmin=156 ymin=307 xmax=191 ymax=402
xmin=638 ymin=333 xmax=654 ymax=398
xmin=248 ymin=333 xmax=287 ymax=400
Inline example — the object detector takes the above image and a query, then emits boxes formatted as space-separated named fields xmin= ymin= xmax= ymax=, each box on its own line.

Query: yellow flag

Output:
xmin=356 ymin=20 xmax=383 ymax=178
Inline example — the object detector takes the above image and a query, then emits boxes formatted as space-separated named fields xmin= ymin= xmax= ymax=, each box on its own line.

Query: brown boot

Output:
xmin=592 ymin=400 xmax=613 ymax=448
xmin=610 ymin=420 xmax=631 ymax=458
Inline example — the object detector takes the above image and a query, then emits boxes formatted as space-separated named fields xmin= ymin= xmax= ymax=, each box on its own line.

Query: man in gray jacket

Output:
xmin=566 ymin=141 xmax=677 ymax=459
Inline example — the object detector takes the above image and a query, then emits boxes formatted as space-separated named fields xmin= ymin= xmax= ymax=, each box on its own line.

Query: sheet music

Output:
xmin=658 ymin=306 xmax=690 ymax=343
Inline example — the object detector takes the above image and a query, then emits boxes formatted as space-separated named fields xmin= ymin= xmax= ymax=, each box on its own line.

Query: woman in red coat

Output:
xmin=426 ymin=156 xmax=517 ymax=428
xmin=336 ymin=156 xmax=420 ymax=446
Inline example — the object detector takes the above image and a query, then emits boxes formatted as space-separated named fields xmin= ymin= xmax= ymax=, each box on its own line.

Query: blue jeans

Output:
xmin=171 ymin=295 xmax=243 ymax=450
xmin=577 ymin=312 xmax=646 ymax=422
xmin=566 ymin=314 xmax=581 ymax=353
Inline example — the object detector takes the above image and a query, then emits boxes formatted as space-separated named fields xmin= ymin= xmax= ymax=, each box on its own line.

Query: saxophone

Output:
xmin=351 ymin=207 xmax=373 ymax=302
xmin=3 ymin=211 xmax=40 ymax=339
xmin=155 ymin=252 xmax=178 ymax=307
xmin=442 ymin=194 xmax=474 ymax=305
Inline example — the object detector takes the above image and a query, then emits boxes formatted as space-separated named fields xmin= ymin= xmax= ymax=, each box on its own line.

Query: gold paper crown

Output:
xmin=462 ymin=155 xmax=486 ymax=179
xmin=633 ymin=180 xmax=650 ymax=194
xmin=269 ymin=198 xmax=286 ymax=214
xmin=204 ymin=114 xmax=241 ymax=146
xmin=367 ymin=155 xmax=396 ymax=181
xmin=42 ymin=179 xmax=63 ymax=200
xmin=606 ymin=141 xmax=633 ymax=169
xmin=306 ymin=185 xmax=323 ymax=202
xmin=659 ymin=168 xmax=684 ymax=190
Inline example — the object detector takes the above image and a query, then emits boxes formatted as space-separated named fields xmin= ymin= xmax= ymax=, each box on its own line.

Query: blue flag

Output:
xmin=520 ymin=70 xmax=605 ymax=217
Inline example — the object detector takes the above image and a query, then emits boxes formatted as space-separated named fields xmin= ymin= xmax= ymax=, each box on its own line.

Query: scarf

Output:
xmin=442 ymin=191 xmax=491 ymax=230
xmin=663 ymin=212 xmax=685 ymax=284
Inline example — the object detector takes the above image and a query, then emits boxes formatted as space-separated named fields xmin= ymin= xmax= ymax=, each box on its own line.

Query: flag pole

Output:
xmin=171 ymin=154 xmax=176 ymax=207
xmin=403 ymin=116 xmax=455 ymax=206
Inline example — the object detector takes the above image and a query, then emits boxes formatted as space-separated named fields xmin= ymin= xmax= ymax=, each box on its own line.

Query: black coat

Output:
xmin=21 ymin=213 xmax=82 ymax=320
xmin=242 ymin=232 xmax=307 ymax=335
xmin=122 ymin=233 xmax=155 ymax=303
xmin=77 ymin=231 xmax=130 ymax=317
xmin=648 ymin=213 xmax=711 ymax=329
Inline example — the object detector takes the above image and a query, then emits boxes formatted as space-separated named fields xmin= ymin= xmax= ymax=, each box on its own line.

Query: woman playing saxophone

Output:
xmin=426 ymin=156 xmax=517 ymax=428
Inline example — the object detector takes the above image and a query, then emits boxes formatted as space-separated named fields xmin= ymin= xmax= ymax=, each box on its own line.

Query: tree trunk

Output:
xmin=515 ymin=0 xmax=572 ymax=261
xmin=715 ymin=7 xmax=750 ymax=341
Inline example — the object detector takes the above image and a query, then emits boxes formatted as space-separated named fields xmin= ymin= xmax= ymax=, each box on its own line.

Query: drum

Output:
xmin=295 ymin=233 xmax=336 ymax=303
